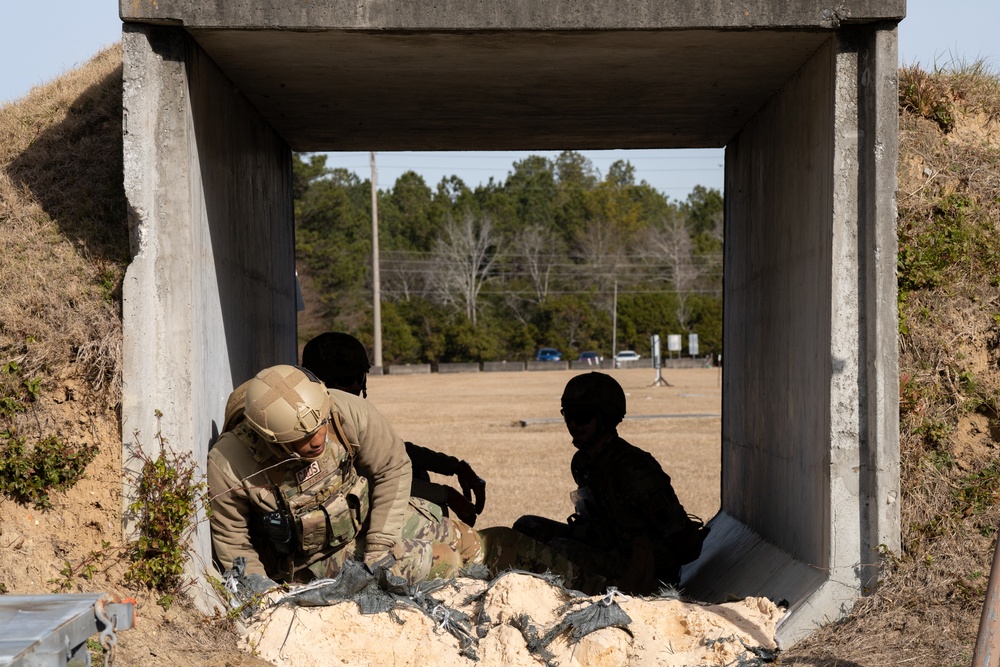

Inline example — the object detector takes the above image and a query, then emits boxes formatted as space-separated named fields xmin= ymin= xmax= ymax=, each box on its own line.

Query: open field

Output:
xmin=367 ymin=367 xmax=723 ymax=529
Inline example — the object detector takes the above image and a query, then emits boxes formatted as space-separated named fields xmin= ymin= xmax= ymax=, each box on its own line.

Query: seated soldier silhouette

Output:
xmin=513 ymin=372 xmax=708 ymax=594
xmin=301 ymin=332 xmax=487 ymax=527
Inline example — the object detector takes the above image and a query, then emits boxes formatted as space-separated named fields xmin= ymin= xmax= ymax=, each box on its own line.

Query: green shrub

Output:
xmin=0 ymin=433 xmax=98 ymax=509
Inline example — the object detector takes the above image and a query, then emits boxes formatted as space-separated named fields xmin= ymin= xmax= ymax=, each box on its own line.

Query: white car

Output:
xmin=614 ymin=350 xmax=641 ymax=367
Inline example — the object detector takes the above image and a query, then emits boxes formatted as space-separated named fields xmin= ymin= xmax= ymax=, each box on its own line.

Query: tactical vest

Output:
xmin=234 ymin=413 xmax=370 ymax=568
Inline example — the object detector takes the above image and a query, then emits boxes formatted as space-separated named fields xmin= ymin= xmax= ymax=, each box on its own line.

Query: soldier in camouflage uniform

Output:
xmin=302 ymin=332 xmax=487 ymax=527
xmin=209 ymin=365 xmax=483 ymax=585
xmin=514 ymin=372 xmax=708 ymax=594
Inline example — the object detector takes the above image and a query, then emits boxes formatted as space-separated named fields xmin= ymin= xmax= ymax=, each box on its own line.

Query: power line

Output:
xmin=318 ymin=150 xmax=723 ymax=163
xmin=331 ymin=163 xmax=723 ymax=173
xmin=380 ymin=287 xmax=723 ymax=297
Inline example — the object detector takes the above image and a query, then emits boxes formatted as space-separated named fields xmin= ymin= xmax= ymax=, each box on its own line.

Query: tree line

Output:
xmin=294 ymin=151 xmax=723 ymax=365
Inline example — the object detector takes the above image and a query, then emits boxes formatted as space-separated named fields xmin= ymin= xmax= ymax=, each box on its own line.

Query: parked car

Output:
xmin=614 ymin=350 xmax=641 ymax=367
xmin=578 ymin=351 xmax=602 ymax=365
xmin=535 ymin=347 xmax=562 ymax=362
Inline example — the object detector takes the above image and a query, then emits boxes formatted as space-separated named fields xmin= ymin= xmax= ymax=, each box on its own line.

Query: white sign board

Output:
xmin=666 ymin=334 xmax=682 ymax=352
xmin=689 ymin=333 xmax=699 ymax=356
xmin=651 ymin=334 xmax=661 ymax=367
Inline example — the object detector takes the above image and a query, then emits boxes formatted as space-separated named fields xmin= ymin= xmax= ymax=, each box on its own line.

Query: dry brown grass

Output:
xmin=368 ymin=367 xmax=722 ymax=529
xmin=780 ymin=65 xmax=1000 ymax=667
xmin=0 ymin=48 xmax=266 ymax=667
xmin=0 ymin=45 xmax=127 ymax=402
xmin=900 ymin=60 xmax=1000 ymax=133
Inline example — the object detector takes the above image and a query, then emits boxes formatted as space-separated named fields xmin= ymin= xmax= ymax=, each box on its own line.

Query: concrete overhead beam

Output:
xmin=120 ymin=1 xmax=906 ymax=150
xmin=121 ymin=0 xmax=904 ymax=30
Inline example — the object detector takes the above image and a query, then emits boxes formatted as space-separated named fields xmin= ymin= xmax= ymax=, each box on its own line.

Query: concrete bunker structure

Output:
xmin=119 ymin=0 xmax=902 ymax=645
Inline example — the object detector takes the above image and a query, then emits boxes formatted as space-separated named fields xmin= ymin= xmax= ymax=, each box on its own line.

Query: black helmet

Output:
xmin=561 ymin=372 xmax=627 ymax=426
xmin=301 ymin=332 xmax=371 ymax=387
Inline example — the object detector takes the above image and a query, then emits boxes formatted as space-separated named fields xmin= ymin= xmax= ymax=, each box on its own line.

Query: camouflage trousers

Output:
xmin=512 ymin=515 xmax=627 ymax=591
xmin=304 ymin=496 xmax=483 ymax=583
xmin=306 ymin=499 xmax=603 ymax=593
xmin=390 ymin=502 xmax=605 ymax=592
xmin=392 ymin=497 xmax=485 ymax=581
xmin=512 ymin=515 xmax=688 ymax=593
xmin=478 ymin=526 xmax=607 ymax=595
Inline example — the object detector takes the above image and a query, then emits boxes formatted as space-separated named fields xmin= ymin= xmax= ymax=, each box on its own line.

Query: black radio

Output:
xmin=262 ymin=510 xmax=293 ymax=554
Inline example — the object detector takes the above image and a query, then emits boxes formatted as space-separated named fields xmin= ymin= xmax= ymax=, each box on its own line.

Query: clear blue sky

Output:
xmin=2 ymin=0 xmax=996 ymax=199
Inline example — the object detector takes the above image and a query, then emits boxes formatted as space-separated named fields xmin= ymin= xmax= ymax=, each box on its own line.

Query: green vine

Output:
xmin=123 ymin=418 xmax=210 ymax=600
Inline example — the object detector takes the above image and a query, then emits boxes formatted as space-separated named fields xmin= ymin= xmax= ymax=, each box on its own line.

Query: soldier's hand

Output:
xmin=446 ymin=486 xmax=479 ymax=527
xmin=454 ymin=459 xmax=486 ymax=515
xmin=243 ymin=573 xmax=279 ymax=595
xmin=363 ymin=548 xmax=395 ymax=572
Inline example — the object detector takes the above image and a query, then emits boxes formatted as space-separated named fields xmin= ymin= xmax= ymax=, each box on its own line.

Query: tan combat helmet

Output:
xmin=243 ymin=365 xmax=331 ymax=451
xmin=223 ymin=379 xmax=253 ymax=433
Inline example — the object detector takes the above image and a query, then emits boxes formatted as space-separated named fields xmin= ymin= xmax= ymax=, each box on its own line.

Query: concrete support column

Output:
xmin=121 ymin=24 xmax=296 ymax=606
xmin=854 ymin=23 xmax=901 ymax=582
xmin=681 ymin=24 xmax=899 ymax=645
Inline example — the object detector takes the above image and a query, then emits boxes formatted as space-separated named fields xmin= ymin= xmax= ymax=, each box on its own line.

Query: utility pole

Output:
xmin=611 ymin=280 xmax=618 ymax=363
xmin=370 ymin=151 xmax=383 ymax=368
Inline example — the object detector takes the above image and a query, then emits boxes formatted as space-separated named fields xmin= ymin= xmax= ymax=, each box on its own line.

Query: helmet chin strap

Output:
xmin=268 ymin=440 xmax=302 ymax=460
xmin=274 ymin=434 xmax=330 ymax=463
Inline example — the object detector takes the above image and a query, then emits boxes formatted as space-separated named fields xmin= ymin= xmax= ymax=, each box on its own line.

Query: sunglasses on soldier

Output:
xmin=560 ymin=407 xmax=595 ymax=425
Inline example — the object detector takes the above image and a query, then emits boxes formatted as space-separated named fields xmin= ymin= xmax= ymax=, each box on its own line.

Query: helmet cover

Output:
xmin=243 ymin=365 xmax=332 ymax=444
xmin=223 ymin=379 xmax=253 ymax=433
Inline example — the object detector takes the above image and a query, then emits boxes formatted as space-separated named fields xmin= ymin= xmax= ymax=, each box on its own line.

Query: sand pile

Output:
xmin=241 ymin=572 xmax=783 ymax=666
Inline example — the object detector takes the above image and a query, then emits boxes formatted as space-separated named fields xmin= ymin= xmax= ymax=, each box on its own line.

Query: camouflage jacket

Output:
xmin=207 ymin=389 xmax=412 ymax=580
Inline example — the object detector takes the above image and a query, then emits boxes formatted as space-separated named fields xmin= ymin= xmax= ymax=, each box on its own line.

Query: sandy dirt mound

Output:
xmin=243 ymin=573 xmax=781 ymax=666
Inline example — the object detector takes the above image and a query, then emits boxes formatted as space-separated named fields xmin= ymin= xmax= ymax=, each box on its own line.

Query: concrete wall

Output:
xmin=437 ymin=362 xmax=480 ymax=374
xmin=482 ymin=361 xmax=526 ymax=372
xmin=681 ymin=25 xmax=899 ymax=644
xmin=525 ymin=361 xmax=570 ymax=372
xmin=386 ymin=364 xmax=432 ymax=375
xmin=726 ymin=35 xmax=838 ymax=580
xmin=121 ymin=24 xmax=296 ymax=599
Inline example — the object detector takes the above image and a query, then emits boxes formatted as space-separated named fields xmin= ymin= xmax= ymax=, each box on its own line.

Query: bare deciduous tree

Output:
xmin=381 ymin=250 xmax=430 ymax=302
xmin=514 ymin=224 xmax=558 ymax=302
xmin=644 ymin=213 xmax=700 ymax=330
xmin=430 ymin=212 xmax=500 ymax=326
xmin=573 ymin=217 xmax=626 ymax=292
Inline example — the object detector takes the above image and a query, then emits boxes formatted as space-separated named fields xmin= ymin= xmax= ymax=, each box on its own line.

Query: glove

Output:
xmin=363 ymin=548 xmax=396 ymax=572
xmin=221 ymin=558 xmax=277 ymax=616
xmin=243 ymin=573 xmax=279 ymax=595
xmin=445 ymin=486 xmax=479 ymax=527
xmin=454 ymin=460 xmax=486 ymax=515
